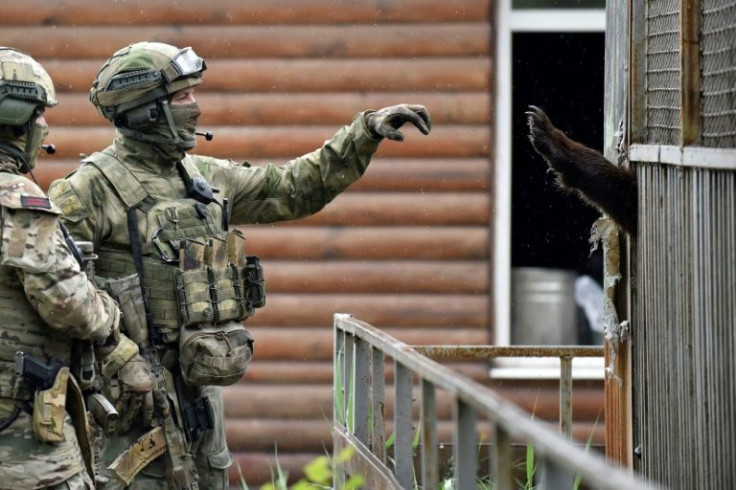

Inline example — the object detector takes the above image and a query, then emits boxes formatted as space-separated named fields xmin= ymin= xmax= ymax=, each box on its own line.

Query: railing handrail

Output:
xmin=334 ymin=314 xmax=661 ymax=490
xmin=415 ymin=344 xmax=605 ymax=359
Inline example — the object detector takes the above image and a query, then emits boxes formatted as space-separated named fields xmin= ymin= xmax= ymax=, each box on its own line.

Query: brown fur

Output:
xmin=526 ymin=106 xmax=637 ymax=234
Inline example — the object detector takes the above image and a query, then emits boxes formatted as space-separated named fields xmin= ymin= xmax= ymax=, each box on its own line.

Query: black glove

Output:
xmin=365 ymin=104 xmax=432 ymax=141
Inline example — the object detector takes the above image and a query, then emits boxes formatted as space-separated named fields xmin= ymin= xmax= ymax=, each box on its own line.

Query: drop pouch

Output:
xmin=179 ymin=320 xmax=253 ymax=386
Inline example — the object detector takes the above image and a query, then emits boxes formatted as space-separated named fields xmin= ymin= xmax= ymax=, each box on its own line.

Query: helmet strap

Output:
xmin=160 ymin=99 xmax=186 ymax=147
xmin=117 ymin=98 xmax=187 ymax=151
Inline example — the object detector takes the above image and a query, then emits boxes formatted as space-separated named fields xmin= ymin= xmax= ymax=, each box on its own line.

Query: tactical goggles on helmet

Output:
xmin=103 ymin=47 xmax=205 ymax=94
xmin=162 ymin=47 xmax=206 ymax=83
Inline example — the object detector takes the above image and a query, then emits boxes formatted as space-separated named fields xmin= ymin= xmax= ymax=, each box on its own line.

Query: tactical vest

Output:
xmin=79 ymin=150 xmax=262 ymax=386
xmin=0 ymin=265 xmax=72 ymax=400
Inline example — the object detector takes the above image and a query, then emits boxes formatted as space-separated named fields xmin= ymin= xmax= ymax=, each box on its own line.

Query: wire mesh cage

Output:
xmin=701 ymin=0 xmax=736 ymax=148
xmin=644 ymin=0 xmax=682 ymax=145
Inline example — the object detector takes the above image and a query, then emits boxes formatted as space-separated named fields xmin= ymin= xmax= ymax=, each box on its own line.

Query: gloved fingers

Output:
xmin=402 ymin=104 xmax=432 ymax=135
xmin=378 ymin=105 xmax=431 ymax=141
xmin=117 ymin=391 xmax=144 ymax=433
xmin=153 ymin=389 xmax=171 ymax=417
xmin=114 ymin=390 xmax=131 ymax=417
xmin=142 ymin=390 xmax=154 ymax=428
xmin=380 ymin=125 xmax=406 ymax=142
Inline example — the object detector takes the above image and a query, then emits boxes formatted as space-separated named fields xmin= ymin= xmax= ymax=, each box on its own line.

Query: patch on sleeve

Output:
xmin=48 ymin=180 xmax=87 ymax=221
xmin=20 ymin=195 xmax=51 ymax=210
xmin=1 ymin=206 xmax=59 ymax=272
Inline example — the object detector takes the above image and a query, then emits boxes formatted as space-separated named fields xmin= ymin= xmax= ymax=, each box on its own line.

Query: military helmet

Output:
xmin=0 ymin=47 xmax=57 ymax=126
xmin=89 ymin=42 xmax=205 ymax=128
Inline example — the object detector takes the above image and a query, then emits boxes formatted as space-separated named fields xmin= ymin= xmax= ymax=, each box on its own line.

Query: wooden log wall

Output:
xmin=1 ymin=0 xmax=604 ymax=486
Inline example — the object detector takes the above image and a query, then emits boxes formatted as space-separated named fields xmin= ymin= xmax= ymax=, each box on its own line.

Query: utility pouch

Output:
xmin=32 ymin=366 xmax=70 ymax=442
xmin=244 ymin=256 xmax=266 ymax=309
xmin=176 ymin=268 xmax=215 ymax=326
xmin=105 ymin=273 xmax=150 ymax=345
xmin=179 ymin=321 xmax=253 ymax=386
xmin=209 ymin=266 xmax=241 ymax=322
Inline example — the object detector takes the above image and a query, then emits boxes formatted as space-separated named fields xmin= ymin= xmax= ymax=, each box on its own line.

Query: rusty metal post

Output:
xmin=420 ymin=380 xmax=439 ymax=490
xmin=371 ymin=347 xmax=386 ymax=462
xmin=354 ymin=338 xmax=371 ymax=445
xmin=494 ymin=426 xmax=514 ymax=490
xmin=394 ymin=362 xmax=413 ymax=488
xmin=560 ymin=356 xmax=573 ymax=439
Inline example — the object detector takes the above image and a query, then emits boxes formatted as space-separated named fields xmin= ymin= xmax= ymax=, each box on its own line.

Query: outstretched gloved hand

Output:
xmin=365 ymin=104 xmax=432 ymax=141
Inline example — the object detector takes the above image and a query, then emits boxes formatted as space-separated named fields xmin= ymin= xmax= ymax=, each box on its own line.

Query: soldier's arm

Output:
xmin=3 ymin=182 xmax=118 ymax=342
xmin=222 ymin=112 xmax=381 ymax=224
xmin=48 ymin=170 xmax=111 ymax=248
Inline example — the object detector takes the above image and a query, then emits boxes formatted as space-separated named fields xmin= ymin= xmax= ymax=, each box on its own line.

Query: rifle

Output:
xmin=63 ymin=236 xmax=120 ymax=436
xmin=106 ymin=207 xmax=200 ymax=489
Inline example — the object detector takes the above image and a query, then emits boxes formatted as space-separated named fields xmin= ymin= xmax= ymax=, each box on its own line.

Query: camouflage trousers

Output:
xmin=98 ymin=385 xmax=231 ymax=490
xmin=0 ymin=400 xmax=93 ymax=490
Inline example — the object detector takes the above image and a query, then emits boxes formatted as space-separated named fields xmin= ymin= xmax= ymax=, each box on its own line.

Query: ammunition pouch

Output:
xmin=242 ymin=256 xmax=266 ymax=310
xmin=104 ymin=273 xmax=150 ymax=346
xmin=176 ymin=259 xmax=265 ymax=327
xmin=32 ymin=366 xmax=70 ymax=442
xmin=179 ymin=320 xmax=253 ymax=386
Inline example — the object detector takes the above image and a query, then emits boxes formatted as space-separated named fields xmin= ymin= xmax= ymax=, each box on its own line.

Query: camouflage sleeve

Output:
xmin=48 ymin=176 xmax=100 ymax=246
xmin=0 ymin=192 xmax=118 ymax=343
xmin=221 ymin=112 xmax=380 ymax=224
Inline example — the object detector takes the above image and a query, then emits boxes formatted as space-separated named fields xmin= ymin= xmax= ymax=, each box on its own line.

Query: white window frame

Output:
xmin=492 ymin=0 xmax=607 ymax=378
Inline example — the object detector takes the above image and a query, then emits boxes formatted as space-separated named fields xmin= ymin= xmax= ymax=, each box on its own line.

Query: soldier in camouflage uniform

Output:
xmin=48 ymin=41 xmax=430 ymax=489
xmin=0 ymin=48 xmax=155 ymax=489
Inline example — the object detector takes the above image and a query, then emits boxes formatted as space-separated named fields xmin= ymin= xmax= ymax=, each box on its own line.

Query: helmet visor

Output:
xmin=171 ymin=47 xmax=204 ymax=78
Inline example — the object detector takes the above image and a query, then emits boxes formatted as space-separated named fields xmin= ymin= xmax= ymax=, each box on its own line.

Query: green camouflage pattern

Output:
xmin=89 ymin=42 xmax=202 ymax=121
xmin=50 ymin=113 xmax=378 ymax=250
xmin=49 ymin=113 xmax=379 ymax=488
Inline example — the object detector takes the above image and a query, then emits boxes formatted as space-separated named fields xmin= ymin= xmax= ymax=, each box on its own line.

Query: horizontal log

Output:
xmin=230 ymin=452 xmax=316 ymax=487
xmin=262 ymin=260 xmax=488 ymax=293
xmin=227 ymin=419 xmax=331 ymax=452
xmin=287 ymin=192 xmax=490 ymax=226
xmin=46 ymin=92 xmax=491 ymax=126
xmin=352 ymin=158 xmax=491 ymax=192
xmin=1 ymin=24 xmax=490 ymax=59
xmin=239 ymin=226 xmax=489 ymax=260
xmin=241 ymin=360 xmax=493 ymax=385
xmin=245 ymin=326 xmax=489 ymax=360
xmin=33 ymin=158 xmax=491 ymax=193
xmin=45 ymin=125 xmax=490 ymax=159
xmin=222 ymin=384 xmax=604 ymax=421
xmin=44 ymin=58 xmax=491 ymax=93
xmin=1 ymin=0 xmax=490 ymax=26
xmin=225 ymin=419 xmax=605 ymax=452
xmin=247 ymin=293 xmax=489 ymax=328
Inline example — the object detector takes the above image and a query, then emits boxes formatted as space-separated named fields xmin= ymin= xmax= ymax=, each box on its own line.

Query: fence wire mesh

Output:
xmin=701 ymin=0 xmax=736 ymax=147
xmin=645 ymin=0 xmax=681 ymax=145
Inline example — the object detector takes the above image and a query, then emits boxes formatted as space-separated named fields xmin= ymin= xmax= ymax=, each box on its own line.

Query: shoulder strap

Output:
xmin=179 ymin=155 xmax=204 ymax=180
xmin=83 ymin=150 xmax=150 ymax=210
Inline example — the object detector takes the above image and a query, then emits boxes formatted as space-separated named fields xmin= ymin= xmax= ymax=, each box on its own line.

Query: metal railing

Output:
xmin=333 ymin=313 xmax=660 ymax=490
xmin=415 ymin=345 xmax=603 ymax=441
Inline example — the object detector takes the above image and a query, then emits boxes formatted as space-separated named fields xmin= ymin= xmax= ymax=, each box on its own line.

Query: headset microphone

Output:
xmin=42 ymin=144 xmax=56 ymax=154
xmin=195 ymin=131 xmax=214 ymax=141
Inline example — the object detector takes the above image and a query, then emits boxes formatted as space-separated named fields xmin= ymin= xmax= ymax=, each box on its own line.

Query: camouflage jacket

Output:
xmin=49 ymin=113 xmax=380 ymax=250
xmin=0 ymin=167 xmax=120 ymax=489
